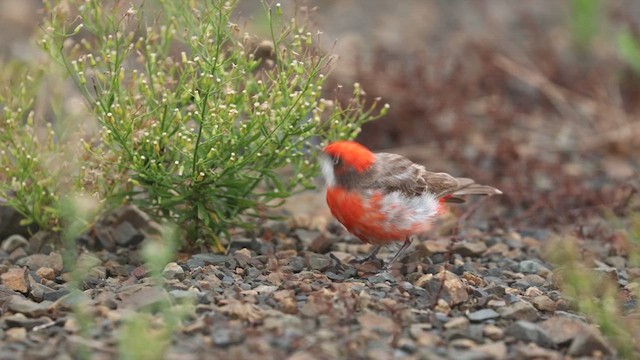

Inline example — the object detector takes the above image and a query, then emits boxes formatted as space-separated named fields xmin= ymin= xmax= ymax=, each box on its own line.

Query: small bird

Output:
xmin=320 ymin=140 xmax=502 ymax=268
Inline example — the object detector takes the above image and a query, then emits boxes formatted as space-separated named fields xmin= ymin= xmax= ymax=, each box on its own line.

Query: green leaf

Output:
xmin=570 ymin=0 xmax=601 ymax=50
xmin=19 ymin=218 xmax=34 ymax=226
xmin=618 ymin=30 xmax=640 ymax=74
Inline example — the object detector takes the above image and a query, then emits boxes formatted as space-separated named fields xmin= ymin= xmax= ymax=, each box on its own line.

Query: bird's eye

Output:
xmin=333 ymin=156 xmax=340 ymax=165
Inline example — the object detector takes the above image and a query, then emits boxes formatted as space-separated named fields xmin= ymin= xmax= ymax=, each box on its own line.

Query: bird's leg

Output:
xmin=384 ymin=236 xmax=415 ymax=269
xmin=351 ymin=245 xmax=381 ymax=264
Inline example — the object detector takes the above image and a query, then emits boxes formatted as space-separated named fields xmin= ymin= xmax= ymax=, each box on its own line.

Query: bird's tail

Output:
xmin=453 ymin=181 xmax=503 ymax=196
xmin=444 ymin=178 xmax=502 ymax=203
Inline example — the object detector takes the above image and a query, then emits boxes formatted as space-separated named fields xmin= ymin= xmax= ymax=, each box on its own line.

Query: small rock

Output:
xmin=444 ymin=316 xmax=470 ymax=330
xmin=448 ymin=338 xmax=477 ymax=349
xmin=518 ymin=260 xmax=550 ymax=276
xmin=482 ymin=325 xmax=504 ymax=340
xmin=105 ymin=260 xmax=130 ymax=277
xmin=89 ymin=266 xmax=107 ymax=280
xmin=368 ymin=272 xmax=395 ymax=284
xmin=265 ymin=219 xmax=289 ymax=235
xmin=162 ymin=262 xmax=185 ymax=281
xmin=476 ymin=341 xmax=507 ymax=360
xmin=131 ymin=266 xmax=149 ymax=279
xmin=277 ymin=296 xmax=297 ymax=315
xmin=288 ymin=351 xmax=320 ymax=360
xmin=119 ymin=286 xmax=170 ymax=311
xmin=514 ymin=343 xmax=560 ymax=359
xmin=499 ymin=300 xmax=539 ymax=321
xmin=7 ymin=295 xmax=53 ymax=317
xmin=235 ymin=248 xmax=251 ymax=258
xmin=1 ymin=234 xmax=29 ymax=253
xmin=434 ymin=298 xmax=452 ymax=313
xmin=522 ymin=274 xmax=546 ymax=287
xmin=0 ymin=197 xmax=35 ymax=239
xmin=42 ymin=287 xmax=70 ymax=302
xmin=287 ymin=256 xmax=306 ymax=272
xmin=54 ymin=291 xmax=91 ymax=311
xmin=15 ymin=253 xmax=63 ymax=273
xmin=111 ymin=221 xmax=144 ymax=247
xmin=181 ymin=317 xmax=207 ymax=335
xmin=236 ymin=252 xmax=262 ymax=268
xmin=417 ymin=271 xmax=469 ymax=306
xmin=294 ymin=229 xmax=319 ymax=243
xmin=219 ymin=300 xmax=264 ymax=324
xmin=539 ymin=316 xmax=589 ymax=345
xmin=357 ymin=312 xmax=397 ymax=334
xmin=467 ymin=309 xmax=500 ymax=322
xmin=532 ymin=295 xmax=556 ymax=312
xmin=221 ymin=276 xmax=235 ymax=286
xmin=307 ymin=234 xmax=336 ymax=254
xmin=5 ymin=313 xmax=52 ymax=330
xmin=567 ymin=327 xmax=614 ymax=356
xmin=308 ymin=254 xmax=332 ymax=271
xmin=485 ymin=285 xmax=506 ymax=297
xmin=5 ymin=327 xmax=27 ymax=341
xmin=94 ymin=291 xmax=118 ymax=309
xmin=452 ymin=241 xmax=487 ymax=257
xmin=64 ymin=318 xmax=79 ymax=332
xmin=1 ymin=267 xmax=29 ymax=293
xmin=511 ymin=280 xmax=532 ymax=291
xmin=0 ymin=285 xmax=18 ymax=306
xmin=211 ymin=327 xmax=244 ymax=347
xmin=462 ymin=272 xmax=485 ymax=287
xmin=84 ymin=204 xmax=159 ymax=250
xmin=169 ymin=289 xmax=199 ymax=301
xmin=190 ymin=253 xmax=232 ymax=266
xmin=27 ymin=231 xmax=52 ymax=254
xmin=29 ymin=283 xmax=55 ymax=302
xmin=410 ymin=323 xmax=438 ymax=346
xmin=524 ymin=286 xmax=543 ymax=298
xmin=35 ymin=267 xmax=55 ymax=281
xmin=253 ymin=285 xmax=279 ymax=295
xmin=507 ymin=320 xmax=555 ymax=348
xmin=605 ymin=256 xmax=626 ymax=269
xmin=504 ymin=293 xmax=520 ymax=304
xmin=8 ymin=247 xmax=27 ymax=262
xmin=421 ymin=239 xmax=450 ymax=254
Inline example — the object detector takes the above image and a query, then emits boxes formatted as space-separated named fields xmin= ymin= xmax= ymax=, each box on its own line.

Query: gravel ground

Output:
xmin=0 ymin=199 xmax=627 ymax=360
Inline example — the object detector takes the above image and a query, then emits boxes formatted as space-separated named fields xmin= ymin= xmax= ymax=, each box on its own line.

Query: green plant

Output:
xmin=569 ymin=0 xmax=640 ymax=75
xmin=618 ymin=29 xmax=640 ymax=74
xmin=1 ymin=0 xmax=385 ymax=248
xmin=547 ymin=235 xmax=639 ymax=358
xmin=629 ymin=213 xmax=640 ymax=267
xmin=118 ymin=224 xmax=193 ymax=360
xmin=58 ymin=195 xmax=102 ymax=360
xmin=0 ymin=61 xmax=62 ymax=230
xmin=569 ymin=0 xmax=601 ymax=51
xmin=56 ymin=195 xmax=190 ymax=359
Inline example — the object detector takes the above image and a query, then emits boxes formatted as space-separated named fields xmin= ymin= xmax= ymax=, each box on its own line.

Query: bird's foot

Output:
xmin=349 ymin=245 xmax=382 ymax=265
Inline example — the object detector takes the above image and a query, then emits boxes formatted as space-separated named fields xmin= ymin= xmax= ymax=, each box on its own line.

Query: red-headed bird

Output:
xmin=320 ymin=141 xmax=502 ymax=268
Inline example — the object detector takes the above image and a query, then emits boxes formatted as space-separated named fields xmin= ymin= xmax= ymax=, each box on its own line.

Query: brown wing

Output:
xmin=423 ymin=172 xmax=501 ymax=202
xmin=369 ymin=153 xmax=429 ymax=196
xmin=371 ymin=153 xmax=502 ymax=202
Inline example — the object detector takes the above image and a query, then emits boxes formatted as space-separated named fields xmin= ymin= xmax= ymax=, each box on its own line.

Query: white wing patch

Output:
xmin=377 ymin=190 xmax=440 ymax=232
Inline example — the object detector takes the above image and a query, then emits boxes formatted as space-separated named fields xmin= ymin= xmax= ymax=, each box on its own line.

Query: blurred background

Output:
xmin=2 ymin=0 xmax=640 ymax=234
